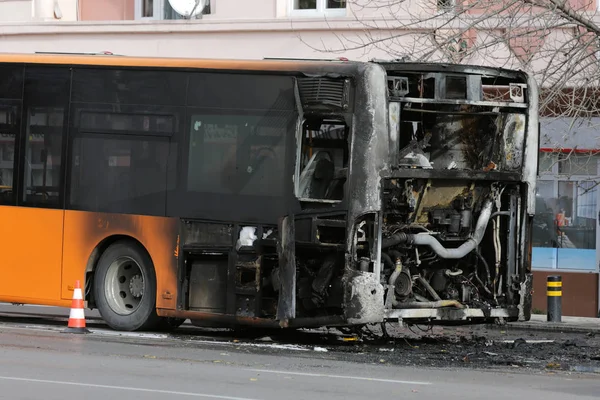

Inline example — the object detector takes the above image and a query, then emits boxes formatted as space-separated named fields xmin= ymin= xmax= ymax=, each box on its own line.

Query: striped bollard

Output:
xmin=547 ymin=275 xmax=562 ymax=323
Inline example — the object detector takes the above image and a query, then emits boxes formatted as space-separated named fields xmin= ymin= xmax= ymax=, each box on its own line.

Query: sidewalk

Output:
xmin=510 ymin=314 xmax=600 ymax=334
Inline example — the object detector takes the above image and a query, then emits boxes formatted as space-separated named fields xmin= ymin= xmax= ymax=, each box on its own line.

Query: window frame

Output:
xmin=134 ymin=0 xmax=162 ymax=20
xmin=295 ymin=118 xmax=349 ymax=203
xmin=289 ymin=0 xmax=347 ymax=18
xmin=0 ymin=100 xmax=22 ymax=207
xmin=134 ymin=0 xmax=210 ymax=20
xmin=18 ymin=65 xmax=71 ymax=210
xmin=67 ymin=131 xmax=173 ymax=216
xmin=185 ymin=108 xmax=291 ymax=199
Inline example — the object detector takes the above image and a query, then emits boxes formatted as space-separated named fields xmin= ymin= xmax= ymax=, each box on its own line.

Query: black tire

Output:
xmin=93 ymin=240 xmax=161 ymax=331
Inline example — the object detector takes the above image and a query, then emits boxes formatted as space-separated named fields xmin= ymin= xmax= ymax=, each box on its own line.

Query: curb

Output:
xmin=509 ymin=322 xmax=600 ymax=334
xmin=483 ymin=319 xmax=600 ymax=334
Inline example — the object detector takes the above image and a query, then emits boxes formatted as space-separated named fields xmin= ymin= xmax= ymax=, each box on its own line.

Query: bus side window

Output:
xmin=297 ymin=119 xmax=348 ymax=201
xmin=21 ymin=67 xmax=70 ymax=208
xmin=0 ymin=65 xmax=23 ymax=206
xmin=0 ymin=103 xmax=20 ymax=205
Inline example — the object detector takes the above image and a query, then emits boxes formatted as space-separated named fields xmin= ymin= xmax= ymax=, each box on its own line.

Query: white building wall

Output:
xmin=0 ymin=0 xmax=32 ymax=22
xmin=0 ymin=20 xmax=401 ymax=60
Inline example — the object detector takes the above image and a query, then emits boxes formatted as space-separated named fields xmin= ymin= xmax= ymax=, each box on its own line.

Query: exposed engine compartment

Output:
xmin=378 ymin=178 xmax=522 ymax=319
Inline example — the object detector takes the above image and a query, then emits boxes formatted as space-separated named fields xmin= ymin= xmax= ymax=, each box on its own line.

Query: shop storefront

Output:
xmin=532 ymin=117 xmax=600 ymax=317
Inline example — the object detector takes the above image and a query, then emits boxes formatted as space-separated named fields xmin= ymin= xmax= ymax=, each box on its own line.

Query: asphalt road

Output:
xmin=0 ymin=304 xmax=599 ymax=399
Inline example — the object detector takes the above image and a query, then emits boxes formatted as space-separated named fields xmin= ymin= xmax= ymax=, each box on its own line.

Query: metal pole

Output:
xmin=547 ymin=275 xmax=562 ymax=322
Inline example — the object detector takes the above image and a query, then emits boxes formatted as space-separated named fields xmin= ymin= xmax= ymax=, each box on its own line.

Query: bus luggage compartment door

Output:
xmin=188 ymin=256 xmax=228 ymax=314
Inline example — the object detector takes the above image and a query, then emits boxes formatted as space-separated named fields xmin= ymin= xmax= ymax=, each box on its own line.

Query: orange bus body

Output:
xmin=0 ymin=208 xmax=178 ymax=309
xmin=0 ymin=52 xmax=357 ymax=328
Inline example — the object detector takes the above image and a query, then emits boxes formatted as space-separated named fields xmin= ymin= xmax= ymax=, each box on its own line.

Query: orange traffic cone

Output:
xmin=63 ymin=280 xmax=90 ymax=334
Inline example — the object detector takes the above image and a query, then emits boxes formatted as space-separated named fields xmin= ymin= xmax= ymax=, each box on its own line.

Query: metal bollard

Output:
xmin=547 ymin=275 xmax=562 ymax=322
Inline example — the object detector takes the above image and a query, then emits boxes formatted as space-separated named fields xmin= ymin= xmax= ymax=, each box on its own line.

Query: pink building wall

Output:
xmin=79 ymin=0 xmax=134 ymax=21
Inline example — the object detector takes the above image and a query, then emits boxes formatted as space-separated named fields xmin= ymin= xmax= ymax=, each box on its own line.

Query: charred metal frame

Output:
xmin=375 ymin=61 xmax=538 ymax=325
xmin=159 ymin=60 xmax=538 ymax=330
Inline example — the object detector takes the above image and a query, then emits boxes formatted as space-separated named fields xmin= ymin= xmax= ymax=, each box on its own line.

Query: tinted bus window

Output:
xmin=22 ymin=67 xmax=70 ymax=208
xmin=168 ymin=73 xmax=297 ymax=222
xmin=187 ymin=111 xmax=291 ymax=197
xmin=0 ymin=65 xmax=23 ymax=205
xmin=0 ymin=103 xmax=20 ymax=205
xmin=72 ymin=68 xmax=188 ymax=106
xmin=187 ymin=73 xmax=296 ymax=110
xmin=0 ymin=64 xmax=24 ymax=100
xmin=69 ymin=134 xmax=170 ymax=216
xmin=67 ymin=93 xmax=183 ymax=216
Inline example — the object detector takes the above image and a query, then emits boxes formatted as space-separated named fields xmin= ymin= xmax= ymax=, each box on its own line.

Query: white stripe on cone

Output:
xmin=69 ymin=308 xmax=85 ymax=320
xmin=73 ymin=288 xmax=83 ymax=300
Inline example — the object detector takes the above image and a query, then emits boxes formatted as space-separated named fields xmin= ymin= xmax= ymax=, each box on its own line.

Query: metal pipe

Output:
xmin=507 ymin=194 xmax=518 ymax=302
xmin=476 ymin=251 xmax=491 ymax=286
xmin=388 ymin=264 xmax=403 ymax=287
xmin=416 ymin=276 xmax=442 ymax=301
xmin=413 ymin=293 xmax=429 ymax=302
xmin=411 ymin=199 xmax=494 ymax=259
xmin=388 ymin=258 xmax=404 ymax=307
xmin=388 ymin=251 xmax=402 ymax=306
xmin=393 ymin=300 xmax=465 ymax=309
xmin=490 ymin=211 xmax=510 ymax=219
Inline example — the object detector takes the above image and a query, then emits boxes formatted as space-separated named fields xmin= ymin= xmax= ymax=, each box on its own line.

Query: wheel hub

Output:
xmin=129 ymin=274 xmax=144 ymax=298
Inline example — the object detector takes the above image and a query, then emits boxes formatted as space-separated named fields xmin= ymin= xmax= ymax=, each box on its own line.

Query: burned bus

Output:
xmin=0 ymin=53 xmax=537 ymax=331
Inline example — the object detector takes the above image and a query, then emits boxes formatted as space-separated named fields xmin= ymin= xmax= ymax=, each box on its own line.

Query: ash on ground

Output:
xmin=336 ymin=323 xmax=600 ymax=373
xmin=220 ymin=322 xmax=600 ymax=374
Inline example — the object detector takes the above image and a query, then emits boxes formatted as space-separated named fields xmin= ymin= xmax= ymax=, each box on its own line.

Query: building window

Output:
xmin=558 ymin=152 xmax=599 ymax=176
xmin=290 ymin=0 xmax=347 ymax=16
xmin=437 ymin=0 xmax=455 ymax=12
xmin=142 ymin=0 xmax=154 ymax=17
xmin=135 ymin=0 xmax=210 ymax=20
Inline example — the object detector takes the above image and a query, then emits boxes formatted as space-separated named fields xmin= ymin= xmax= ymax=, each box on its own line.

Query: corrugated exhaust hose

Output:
xmin=382 ymin=199 xmax=494 ymax=260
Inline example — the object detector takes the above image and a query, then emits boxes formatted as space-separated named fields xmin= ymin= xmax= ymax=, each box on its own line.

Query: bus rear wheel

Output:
xmin=93 ymin=240 xmax=161 ymax=331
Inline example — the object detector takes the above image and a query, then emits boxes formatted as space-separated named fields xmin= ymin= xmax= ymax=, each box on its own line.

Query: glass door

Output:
xmin=532 ymin=177 xmax=600 ymax=271
xmin=555 ymin=180 xmax=598 ymax=271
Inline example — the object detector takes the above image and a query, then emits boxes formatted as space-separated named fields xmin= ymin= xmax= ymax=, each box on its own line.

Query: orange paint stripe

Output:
xmin=0 ymin=52 xmax=346 ymax=72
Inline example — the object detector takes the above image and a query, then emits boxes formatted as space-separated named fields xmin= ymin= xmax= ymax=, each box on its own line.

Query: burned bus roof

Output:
xmin=0 ymin=52 xmax=527 ymax=81
xmin=372 ymin=60 xmax=528 ymax=81
xmin=0 ymin=52 xmax=373 ymax=77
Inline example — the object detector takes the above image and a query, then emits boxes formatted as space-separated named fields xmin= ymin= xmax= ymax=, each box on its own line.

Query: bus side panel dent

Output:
xmin=61 ymin=211 xmax=179 ymax=310
xmin=343 ymin=270 xmax=385 ymax=324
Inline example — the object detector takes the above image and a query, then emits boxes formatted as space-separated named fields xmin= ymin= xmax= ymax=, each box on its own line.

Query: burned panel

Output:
xmin=180 ymin=220 xmax=279 ymax=320
xmin=386 ymin=70 xmax=528 ymax=173
xmin=181 ymin=221 xmax=234 ymax=248
xmin=297 ymin=76 xmax=351 ymax=111
xmin=294 ymin=214 xmax=347 ymax=246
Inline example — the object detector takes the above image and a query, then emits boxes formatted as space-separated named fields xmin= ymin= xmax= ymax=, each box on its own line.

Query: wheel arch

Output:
xmin=84 ymin=234 xmax=152 ymax=308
